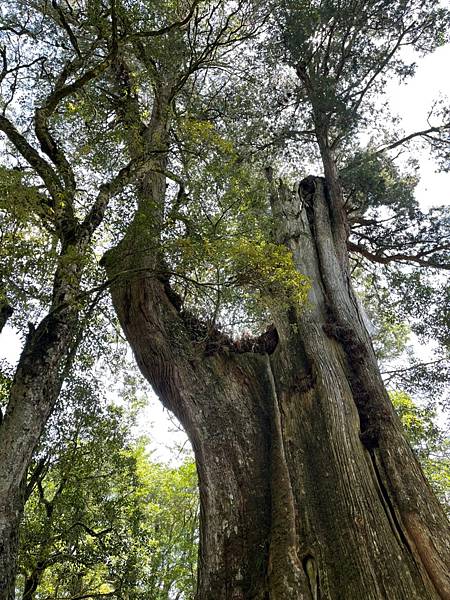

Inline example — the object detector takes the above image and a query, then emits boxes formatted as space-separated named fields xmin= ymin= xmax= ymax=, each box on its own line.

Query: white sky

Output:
xmin=1 ymin=43 xmax=449 ymax=461
xmin=386 ymin=44 xmax=450 ymax=209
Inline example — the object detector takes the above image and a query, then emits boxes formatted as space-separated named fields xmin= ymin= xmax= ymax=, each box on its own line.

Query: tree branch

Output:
xmin=347 ymin=240 xmax=450 ymax=270
xmin=25 ymin=458 xmax=48 ymax=502
xmin=132 ymin=0 xmax=200 ymax=38
xmin=50 ymin=0 xmax=82 ymax=57
xmin=34 ymin=52 xmax=114 ymax=196
xmin=0 ymin=115 xmax=62 ymax=198
xmin=80 ymin=158 xmax=140 ymax=238
xmin=374 ymin=123 xmax=450 ymax=155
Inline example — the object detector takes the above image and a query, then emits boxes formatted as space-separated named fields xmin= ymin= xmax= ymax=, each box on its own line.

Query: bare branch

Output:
xmin=374 ymin=123 xmax=450 ymax=155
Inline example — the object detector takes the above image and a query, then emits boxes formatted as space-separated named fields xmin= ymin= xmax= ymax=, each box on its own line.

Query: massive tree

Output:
xmin=1 ymin=0 xmax=450 ymax=598
xmin=103 ymin=2 xmax=450 ymax=599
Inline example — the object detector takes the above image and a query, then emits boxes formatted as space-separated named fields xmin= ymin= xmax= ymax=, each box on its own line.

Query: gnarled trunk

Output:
xmin=106 ymin=175 xmax=450 ymax=599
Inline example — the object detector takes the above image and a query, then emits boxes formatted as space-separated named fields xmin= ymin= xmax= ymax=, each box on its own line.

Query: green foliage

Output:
xmin=341 ymin=151 xmax=418 ymax=214
xmin=229 ymin=236 xmax=310 ymax=307
xmin=0 ymin=186 xmax=57 ymax=327
xmin=18 ymin=405 xmax=198 ymax=600
xmin=160 ymin=115 xmax=311 ymax=331
xmin=391 ymin=391 xmax=449 ymax=511
xmin=355 ymin=270 xmax=411 ymax=363
xmin=0 ymin=0 xmax=449 ymax=593
xmin=373 ymin=316 xmax=410 ymax=363
xmin=168 ymin=234 xmax=309 ymax=316
xmin=0 ymin=167 xmax=45 ymax=221
xmin=391 ymin=391 xmax=439 ymax=451
xmin=275 ymin=0 xmax=449 ymax=139
xmin=0 ymin=366 xmax=12 ymax=410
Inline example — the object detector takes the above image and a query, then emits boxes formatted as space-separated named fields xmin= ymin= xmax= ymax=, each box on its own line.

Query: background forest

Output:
xmin=0 ymin=0 xmax=449 ymax=598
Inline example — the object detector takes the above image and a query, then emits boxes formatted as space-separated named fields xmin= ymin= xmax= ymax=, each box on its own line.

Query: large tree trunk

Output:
xmin=106 ymin=171 xmax=450 ymax=598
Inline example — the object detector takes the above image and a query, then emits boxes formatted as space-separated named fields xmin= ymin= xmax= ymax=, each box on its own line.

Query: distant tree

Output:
xmin=17 ymin=400 xmax=198 ymax=600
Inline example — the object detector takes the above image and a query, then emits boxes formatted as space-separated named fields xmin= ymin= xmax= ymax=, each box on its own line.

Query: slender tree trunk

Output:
xmin=0 ymin=309 xmax=78 ymax=599
xmin=106 ymin=167 xmax=450 ymax=598
xmin=0 ymin=231 xmax=94 ymax=598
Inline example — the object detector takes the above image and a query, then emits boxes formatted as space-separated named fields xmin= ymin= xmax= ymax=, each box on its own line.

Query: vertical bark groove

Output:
xmin=265 ymin=355 xmax=310 ymax=599
xmin=303 ymin=556 xmax=319 ymax=600
xmin=367 ymin=450 xmax=411 ymax=550
xmin=300 ymin=176 xmax=450 ymax=598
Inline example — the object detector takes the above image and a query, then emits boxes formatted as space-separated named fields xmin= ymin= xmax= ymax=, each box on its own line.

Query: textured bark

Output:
xmin=0 ymin=294 xmax=79 ymax=599
xmin=106 ymin=167 xmax=450 ymax=599
xmin=0 ymin=486 xmax=23 ymax=600
xmin=268 ymin=176 xmax=450 ymax=599
xmin=0 ymin=218 xmax=108 ymax=598
xmin=105 ymin=246 xmax=293 ymax=598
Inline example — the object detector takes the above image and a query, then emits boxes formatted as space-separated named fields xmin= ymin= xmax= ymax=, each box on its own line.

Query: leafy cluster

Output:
xmin=391 ymin=391 xmax=449 ymax=512
xmin=274 ymin=0 xmax=449 ymax=141
xmin=167 ymin=233 xmax=309 ymax=326
xmin=158 ymin=114 xmax=311 ymax=331
xmin=19 ymin=401 xmax=198 ymax=600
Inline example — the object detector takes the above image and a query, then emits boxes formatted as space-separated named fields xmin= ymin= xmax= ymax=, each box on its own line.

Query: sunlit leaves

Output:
xmin=159 ymin=117 xmax=310 ymax=331
xmin=391 ymin=390 xmax=449 ymax=512
xmin=19 ymin=402 xmax=199 ymax=599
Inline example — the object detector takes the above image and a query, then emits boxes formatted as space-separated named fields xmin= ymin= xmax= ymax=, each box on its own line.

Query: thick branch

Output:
xmin=34 ymin=53 xmax=114 ymax=195
xmin=347 ymin=240 xmax=450 ymax=270
xmin=25 ymin=458 xmax=48 ymax=502
xmin=80 ymin=162 xmax=134 ymax=237
xmin=0 ymin=114 xmax=62 ymax=197
xmin=51 ymin=0 xmax=82 ymax=57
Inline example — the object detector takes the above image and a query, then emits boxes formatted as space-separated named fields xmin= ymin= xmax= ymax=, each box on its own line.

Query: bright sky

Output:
xmin=386 ymin=44 xmax=450 ymax=209
xmin=1 ymin=43 xmax=449 ymax=462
